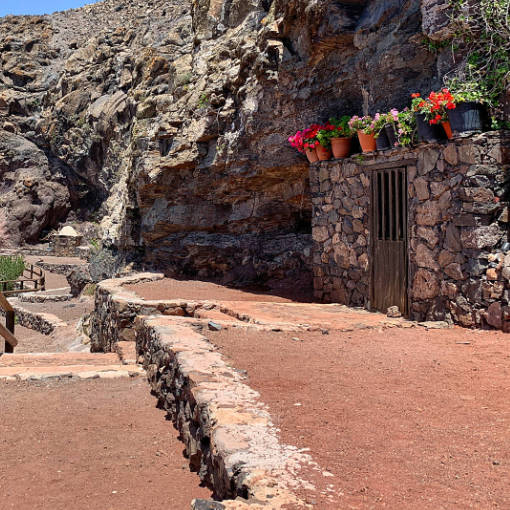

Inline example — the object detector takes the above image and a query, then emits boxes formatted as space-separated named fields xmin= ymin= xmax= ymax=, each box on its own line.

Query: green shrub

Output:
xmin=0 ymin=255 xmax=25 ymax=291
xmin=82 ymin=283 xmax=97 ymax=297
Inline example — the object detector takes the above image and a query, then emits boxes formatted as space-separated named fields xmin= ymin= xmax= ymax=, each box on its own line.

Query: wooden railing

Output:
xmin=0 ymin=291 xmax=17 ymax=353
xmin=0 ymin=263 xmax=45 ymax=296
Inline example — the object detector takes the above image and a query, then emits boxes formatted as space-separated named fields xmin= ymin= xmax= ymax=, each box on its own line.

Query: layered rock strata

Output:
xmin=1 ymin=0 xmax=454 ymax=287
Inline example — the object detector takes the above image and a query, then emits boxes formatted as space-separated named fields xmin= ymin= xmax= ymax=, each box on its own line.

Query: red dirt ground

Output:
xmin=127 ymin=277 xmax=313 ymax=303
xmin=206 ymin=326 xmax=510 ymax=509
xmin=18 ymin=298 xmax=94 ymax=323
xmin=0 ymin=377 xmax=212 ymax=510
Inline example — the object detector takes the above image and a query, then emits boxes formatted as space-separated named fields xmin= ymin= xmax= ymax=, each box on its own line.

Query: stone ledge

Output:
xmin=0 ymin=365 xmax=143 ymax=381
xmin=90 ymin=272 xmax=413 ymax=353
xmin=136 ymin=315 xmax=313 ymax=509
xmin=2 ymin=298 xmax=66 ymax=335
xmin=20 ymin=293 xmax=72 ymax=303
xmin=36 ymin=261 xmax=88 ymax=276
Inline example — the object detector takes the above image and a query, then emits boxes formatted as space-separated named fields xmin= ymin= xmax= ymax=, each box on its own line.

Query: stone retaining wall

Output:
xmin=1 ymin=299 xmax=66 ymax=334
xmin=19 ymin=293 xmax=72 ymax=303
xmin=136 ymin=316 xmax=309 ymax=509
xmin=90 ymin=273 xmax=164 ymax=352
xmin=311 ymin=131 xmax=510 ymax=329
xmin=36 ymin=261 xmax=87 ymax=276
xmin=89 ymin=273 xmax=226 ymax=352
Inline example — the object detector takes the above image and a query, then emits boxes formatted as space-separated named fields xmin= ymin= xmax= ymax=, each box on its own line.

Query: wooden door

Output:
xmin=371 ymin=167 xmax=408 ymax=316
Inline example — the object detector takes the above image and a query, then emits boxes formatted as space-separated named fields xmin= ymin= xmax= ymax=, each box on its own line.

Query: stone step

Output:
xmin=0 ymin=352 xmax=143 ymax=381
xmin=0 ymin=352 xmax=120 ymax=367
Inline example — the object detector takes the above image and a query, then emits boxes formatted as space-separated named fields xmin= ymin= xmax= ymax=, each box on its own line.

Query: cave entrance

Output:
xmin=370 ymin=164 xmax=408 ymax=317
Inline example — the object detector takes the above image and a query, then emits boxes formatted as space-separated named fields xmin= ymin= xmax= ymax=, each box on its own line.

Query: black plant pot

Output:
xmin=384 ymin=123 xmax=398 ymax=148
xmin=415 ymin=113 xmax=446 ymax=143
xmin=375 ymin=129 xmax=391 ymax=151
xmin=447 ymin=101 xmax=487 ymax=134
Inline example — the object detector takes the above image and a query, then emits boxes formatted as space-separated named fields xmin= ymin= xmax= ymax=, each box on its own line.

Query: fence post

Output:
xmin=5 ymin=309 xmax=15 ymax=354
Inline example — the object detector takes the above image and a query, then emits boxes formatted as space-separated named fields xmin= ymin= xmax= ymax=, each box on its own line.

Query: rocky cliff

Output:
xmin=0 ymin=0 xmax=451 ymax=288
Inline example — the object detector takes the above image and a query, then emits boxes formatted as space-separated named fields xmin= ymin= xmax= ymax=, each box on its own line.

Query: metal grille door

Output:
xmin=371 ymin=167 xmax=408 ymax=316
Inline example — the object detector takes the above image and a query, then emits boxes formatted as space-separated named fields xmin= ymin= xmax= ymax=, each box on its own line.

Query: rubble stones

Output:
xmin=387 ymin=306 xmax=402 ymax=318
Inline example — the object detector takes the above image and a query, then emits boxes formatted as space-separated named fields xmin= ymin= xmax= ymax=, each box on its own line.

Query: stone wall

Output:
xmin=136 ymin=316 xmax=308 ymax=508
xmin=50 ymin=235 xmax=84 ymax=257
xmin=89 ymin=273 xmax=165 ymax=352
xmin=311 ymin=131 xmax=510 ymax=329
xmin=89 ymin=272 xmax=230 ymax=352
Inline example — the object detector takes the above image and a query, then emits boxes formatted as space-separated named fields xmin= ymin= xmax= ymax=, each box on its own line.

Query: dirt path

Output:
xmin=128 ymin=277 xmax=313 ymax=302
xmin=0 ymin=377 xmax=213 ymax=509
xmin=206 ymin=326 xmax=510 ymax=509
xmin=9 ymin=256 xmax=91 ymax=353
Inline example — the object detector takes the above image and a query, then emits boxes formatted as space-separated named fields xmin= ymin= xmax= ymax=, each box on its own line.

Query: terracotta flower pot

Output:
xmin=357 ymin=131 xmax=376 ymax=153
xmin=330 ymin=137 xmax=351 ymax=159
xmin=442 ymin=121 xmax=453 ymax=140
xmin=316 ymin=144 xmax=332 ymax=161
xmin=304 ymin=146 xmax=319 ymax=163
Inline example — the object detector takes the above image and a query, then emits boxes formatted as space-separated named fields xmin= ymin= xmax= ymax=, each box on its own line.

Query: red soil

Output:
xmin=127 ymin=277 xmax=313 ymax=303
xmin=206 ymin=326 xmax=510 ymax=509
xmin=0 ymin=377 xmax=212 ymax=510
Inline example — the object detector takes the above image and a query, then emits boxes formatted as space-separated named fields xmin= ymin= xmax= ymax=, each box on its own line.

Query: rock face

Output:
xmin=0 ymin=0 xmax=451 ymax=287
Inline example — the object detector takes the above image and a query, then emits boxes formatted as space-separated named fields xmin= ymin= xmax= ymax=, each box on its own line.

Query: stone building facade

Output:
xmin=50 ymin=226 xmax=84 ymax=257
xmin=311 ymin=131 xmax=510 ymax=330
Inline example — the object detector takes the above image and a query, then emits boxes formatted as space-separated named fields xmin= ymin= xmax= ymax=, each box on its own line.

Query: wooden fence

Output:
xmin=0 ymin=263 xmax=45 ymax=296
xmin=0 ymin=291 xmax=17 ymax=353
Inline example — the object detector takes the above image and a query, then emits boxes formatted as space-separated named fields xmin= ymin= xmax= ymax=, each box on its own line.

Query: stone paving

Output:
xmin=0 ymin=351 xmax=143 ymax=381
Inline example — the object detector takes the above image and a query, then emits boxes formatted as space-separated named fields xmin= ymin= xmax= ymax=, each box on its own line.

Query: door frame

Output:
xmin=366 ymin=159 xmax=415 ymax=318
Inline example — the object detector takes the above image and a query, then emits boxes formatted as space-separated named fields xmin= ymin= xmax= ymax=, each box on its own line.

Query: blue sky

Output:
xmin=0 ymin=0 xmax=102 ymax=16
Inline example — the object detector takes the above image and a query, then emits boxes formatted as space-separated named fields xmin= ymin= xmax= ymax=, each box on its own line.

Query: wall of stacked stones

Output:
xmin=311 ymin=131 xmax=510 ymax=330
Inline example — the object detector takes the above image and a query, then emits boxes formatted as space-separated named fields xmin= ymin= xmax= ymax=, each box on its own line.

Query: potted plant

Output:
xmin=373 ymin=112 xmax=392 ymax=151
xmin=303 ymin=125 xmax=322 ymax=162
xmin=383 ymin=108 xmax=400 ymax=148
xmin=394 ymin=109 xmax=417 ymax=148
xmin=348 ymin=115 xmax=377 ymax=153
xmin=288 ymin=126 xmax=319 ymax=163
xmin=328 ymin=116 xmax=353 ymax=158
xmin=315 ymin=123 xmax=335 ymax=161
xmin=447 ymin=80 xmax=488 ymax=134
xmin=428 ymin=88 xmax=456 ymax=139
xmin=411 ymin=93 xmax=447 ymax=143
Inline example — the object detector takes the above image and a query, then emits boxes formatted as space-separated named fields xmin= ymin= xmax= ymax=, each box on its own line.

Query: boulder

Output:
xmin=67 ymin=266 xmax=93 ymax=297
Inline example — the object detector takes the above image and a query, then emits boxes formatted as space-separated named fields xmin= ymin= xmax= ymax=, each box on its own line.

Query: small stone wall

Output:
xmin=311 ymin=131 xmax=510 ymax=329
xmin=50 ymin=234 xmax=83 ymax=257
xmin=90 ymin=273 xmax=231 ymax=352
xmin=90 ymin=273 xmax=165 ymax=352
xmin=136 ymin=316 xmax=309 ymax=509
xmin=1 ymin=299 xmax=66 ymax=334
xmin=36 ymin=261 xmax=87 ymax=276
